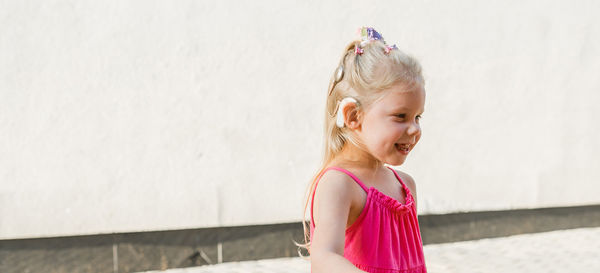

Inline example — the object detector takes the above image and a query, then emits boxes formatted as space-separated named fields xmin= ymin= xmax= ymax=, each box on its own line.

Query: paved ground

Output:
xmin=138 ymin=227 xmax=600 ymax=273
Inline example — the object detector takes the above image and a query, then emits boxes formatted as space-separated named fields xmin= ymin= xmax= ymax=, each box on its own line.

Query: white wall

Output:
xmin=1 ymin=0 xmax=599 ymax=240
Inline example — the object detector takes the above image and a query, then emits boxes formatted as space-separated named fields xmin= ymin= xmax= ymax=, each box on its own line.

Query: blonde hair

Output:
xmin=294 ymin=36 xmax=424 ymax=259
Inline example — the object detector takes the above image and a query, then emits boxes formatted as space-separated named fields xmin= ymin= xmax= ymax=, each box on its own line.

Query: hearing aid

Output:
xmin=336 ymin=97 xmax=358 ymax=128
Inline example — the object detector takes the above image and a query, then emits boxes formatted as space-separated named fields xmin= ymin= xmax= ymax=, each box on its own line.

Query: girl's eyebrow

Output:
xmin=391 ymin=107 xmax=425 ymax=114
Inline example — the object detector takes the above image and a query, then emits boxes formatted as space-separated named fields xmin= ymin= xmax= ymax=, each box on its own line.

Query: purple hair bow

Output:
xmin=355 ymin=27 xmax=398 ymax=55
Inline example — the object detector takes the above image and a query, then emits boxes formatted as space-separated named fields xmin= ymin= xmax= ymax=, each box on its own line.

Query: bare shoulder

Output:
xmin=390 ymin=168 xmax=416 ymax=191
xmin=312 ymin=170 xmax=357 ymax=220
xmin=313 ymin=170 xmax=353 ymax=222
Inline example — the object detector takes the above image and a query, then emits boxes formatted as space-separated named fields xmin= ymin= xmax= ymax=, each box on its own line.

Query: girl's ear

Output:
xmin=343 ymin=103 xmax=361 ymax=129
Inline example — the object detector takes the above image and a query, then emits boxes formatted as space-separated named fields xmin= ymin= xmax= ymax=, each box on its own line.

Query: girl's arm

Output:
xmin=310 ymin=172 xmax=367 ymax=273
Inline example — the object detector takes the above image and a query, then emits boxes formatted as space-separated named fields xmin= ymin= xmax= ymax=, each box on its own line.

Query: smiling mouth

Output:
xmin=395 ymin=143 xmax=411 ymax=153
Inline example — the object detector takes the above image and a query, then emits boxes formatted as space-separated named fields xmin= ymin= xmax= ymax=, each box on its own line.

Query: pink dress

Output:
xmin=310 ymin=166 xmax=427 ymax=273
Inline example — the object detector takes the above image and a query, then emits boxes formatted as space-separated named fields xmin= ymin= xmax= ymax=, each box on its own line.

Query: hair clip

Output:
xmin=384 ymin=44 xmax=398 ymax=54
xmin=359 ymin=27 xmax=383 ymax=44
xmin=356 ymin=27 xmax=399 ymax=55
xmin=354 ymin=46 xmax=364 ymax=55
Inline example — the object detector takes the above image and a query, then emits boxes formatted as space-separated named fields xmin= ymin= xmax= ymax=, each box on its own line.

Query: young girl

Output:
xmin=298 ymin=27 xmax=427 ymax=273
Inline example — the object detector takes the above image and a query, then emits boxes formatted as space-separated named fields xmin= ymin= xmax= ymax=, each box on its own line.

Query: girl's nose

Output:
xmin=407 ymin=122 xmax=421 ymax=136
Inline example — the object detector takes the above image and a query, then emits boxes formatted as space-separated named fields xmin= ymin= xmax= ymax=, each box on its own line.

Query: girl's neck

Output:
xmin=333 ymin=143 xmax=385 ymax=173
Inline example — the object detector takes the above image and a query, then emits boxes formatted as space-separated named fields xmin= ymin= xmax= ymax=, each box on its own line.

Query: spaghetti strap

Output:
xmin=387 ymin=166 xmax=410 ymax=194
xmin=310 ymin=166 xmax=369 ymax=228
xmin=325 ymin=167 xmax=370 ymax=192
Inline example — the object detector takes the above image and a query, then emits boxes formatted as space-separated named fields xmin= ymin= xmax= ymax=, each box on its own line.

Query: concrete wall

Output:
xmin=1 ymin=0 xmax=599 ymax=240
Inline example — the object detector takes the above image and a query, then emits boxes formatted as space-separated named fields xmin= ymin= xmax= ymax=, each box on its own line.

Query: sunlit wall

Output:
xmin=1 ymin=0 xmax=599 ymax=239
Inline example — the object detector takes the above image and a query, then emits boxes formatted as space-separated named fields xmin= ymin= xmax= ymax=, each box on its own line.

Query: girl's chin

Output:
xmin=386 ymin=157 xmax=407 ymax=166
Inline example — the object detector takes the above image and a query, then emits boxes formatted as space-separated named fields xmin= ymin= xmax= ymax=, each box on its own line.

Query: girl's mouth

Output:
xmin=395 ymin=143 xmax=410 ymax=155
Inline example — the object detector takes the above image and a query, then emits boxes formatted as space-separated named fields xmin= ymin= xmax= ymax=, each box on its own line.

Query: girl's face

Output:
xmin=356 ymin=84 xmax=425 ymax=166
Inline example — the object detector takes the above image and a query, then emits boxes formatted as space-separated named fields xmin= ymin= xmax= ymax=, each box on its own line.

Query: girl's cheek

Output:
xmin=397 ymin=123 xmax=407 ymax=133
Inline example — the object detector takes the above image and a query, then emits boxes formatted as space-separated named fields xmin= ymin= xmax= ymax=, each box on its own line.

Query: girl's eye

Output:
xmin=395 ymin=114 xmax=422 ymax=121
